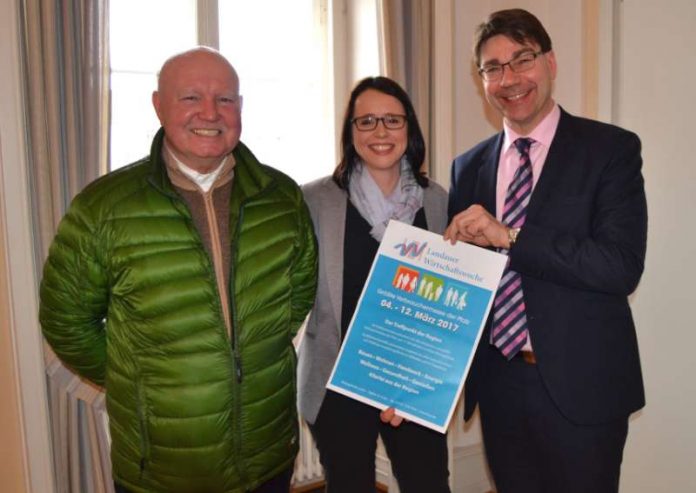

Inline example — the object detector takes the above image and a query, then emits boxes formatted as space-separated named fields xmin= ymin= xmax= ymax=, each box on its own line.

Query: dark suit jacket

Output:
xmin=450 ymin=108 xmax=647 ymax=425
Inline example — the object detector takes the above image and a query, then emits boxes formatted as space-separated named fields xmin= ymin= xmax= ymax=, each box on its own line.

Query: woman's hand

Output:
xmin=380 ymin=407 xmax=405 ymax=427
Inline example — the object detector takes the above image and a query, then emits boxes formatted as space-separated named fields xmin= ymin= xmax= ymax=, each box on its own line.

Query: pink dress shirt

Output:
xmin=495 ymin=104 xmax=561 ymax=350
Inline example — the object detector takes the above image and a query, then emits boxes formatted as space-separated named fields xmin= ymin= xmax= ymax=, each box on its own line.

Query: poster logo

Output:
xmin=393 ymin=239 xmax=427 ymax=259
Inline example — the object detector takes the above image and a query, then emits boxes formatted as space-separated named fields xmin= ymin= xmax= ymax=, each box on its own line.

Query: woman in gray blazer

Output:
xmin=298 ymin=77 xmax=450 ymax=493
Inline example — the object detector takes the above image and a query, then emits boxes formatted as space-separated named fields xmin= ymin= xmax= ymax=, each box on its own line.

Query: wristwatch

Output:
xmin=508 ymin=227 xmax=521 ymax=247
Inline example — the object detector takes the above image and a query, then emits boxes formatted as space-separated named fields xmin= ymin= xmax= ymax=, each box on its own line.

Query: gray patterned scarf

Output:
xmin=348 ymin=157 xmax=424 ymax=241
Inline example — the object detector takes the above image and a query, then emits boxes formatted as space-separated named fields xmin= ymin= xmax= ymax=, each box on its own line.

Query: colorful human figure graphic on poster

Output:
xmin=392 ymin=266 xmax=420 ymax=293
xmin=444 ymin=287 xmax=468 ymax=311
xmin=417 ymin=273 xmax=445 ymax=302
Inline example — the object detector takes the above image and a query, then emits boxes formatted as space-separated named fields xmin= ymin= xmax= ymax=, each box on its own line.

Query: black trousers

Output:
xmin=478 ymin=355 xmax=629 ymax=493
xmin=309 ymin=390 xmax=450 ymax=493
xmin=114 ymin=467 xmax=292 ymax=493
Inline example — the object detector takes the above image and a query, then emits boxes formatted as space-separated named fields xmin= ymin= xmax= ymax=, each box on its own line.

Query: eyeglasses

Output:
xmin=352 ymin=114 xmax=407 ymax=132
xmin=478 ymin=51 xmax=546 ymax=82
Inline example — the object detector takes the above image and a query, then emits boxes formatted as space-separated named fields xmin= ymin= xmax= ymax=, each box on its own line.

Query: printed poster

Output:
xmin=327 ymin=220 xmax=507 ymax=432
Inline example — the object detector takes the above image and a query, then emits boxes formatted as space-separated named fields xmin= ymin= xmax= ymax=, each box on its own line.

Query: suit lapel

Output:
xmin=318 ymin=180 xmax=346 ymax=335
xmin=526 ymin=109 xmax=573 ymax=219
xmin=478 ymin=133 xmax=504 ymax=215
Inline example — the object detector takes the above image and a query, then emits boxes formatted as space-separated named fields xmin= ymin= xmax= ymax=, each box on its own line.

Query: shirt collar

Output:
xmin=502 ymin=103 xmax=561 ymax=152
xmin=163 ymin=143 xmax=233 ymax=193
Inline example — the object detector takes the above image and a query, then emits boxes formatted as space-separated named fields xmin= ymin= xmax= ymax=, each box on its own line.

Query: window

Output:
xmin=218 ymin=1 xmax=332 ymax=184
xmin=109 ymin=0 xmax=197 ymax=170
xmin=109 ymin=0 xmax=334 ymax=185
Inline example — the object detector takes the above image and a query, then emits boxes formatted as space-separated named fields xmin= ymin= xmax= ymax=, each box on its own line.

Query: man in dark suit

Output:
xmin=444 ymin=9 xmax=647 ymax=493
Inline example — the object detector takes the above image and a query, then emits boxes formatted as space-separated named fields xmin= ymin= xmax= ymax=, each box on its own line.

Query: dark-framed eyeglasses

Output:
xmin=478 ymin=50 xmax=546 ymax=82
xmin=351 ymin=114 xmax=407 ymax=132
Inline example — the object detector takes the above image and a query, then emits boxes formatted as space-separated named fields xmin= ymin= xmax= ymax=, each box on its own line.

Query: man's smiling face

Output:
xmin=153 ymin=49 xmax=242 ymax=172
xmin=480 ymin=34 xmax=556 ymax=135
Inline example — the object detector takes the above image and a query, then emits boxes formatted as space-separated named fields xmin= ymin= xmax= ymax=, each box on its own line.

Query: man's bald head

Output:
xmin=157 ymin=47 xmax=239 ymax=93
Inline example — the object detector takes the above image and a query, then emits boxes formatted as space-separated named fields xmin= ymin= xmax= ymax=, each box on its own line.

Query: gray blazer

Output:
xmin=297 ymin=175 xmax=449 ymax=423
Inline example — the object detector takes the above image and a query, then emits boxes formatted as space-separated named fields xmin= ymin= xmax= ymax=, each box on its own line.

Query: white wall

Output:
xmin=615 ymin=1 xmax=696 ymax=490
xmin=0 ymin=139 xmax=30 ymax=492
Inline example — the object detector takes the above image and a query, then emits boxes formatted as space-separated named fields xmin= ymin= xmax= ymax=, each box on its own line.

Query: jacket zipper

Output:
xmin=136 ymin=377 xmax=150 ymax=479
xmin=228 ymin=196 xmax=247 ymax=487
xmin=167 ymin=179 xmax=247 ymax=485
xmin=226 ymin=182 xmax=276 ymax=488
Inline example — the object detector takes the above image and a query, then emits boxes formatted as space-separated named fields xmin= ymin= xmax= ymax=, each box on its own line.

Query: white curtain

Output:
xmin=22 ymin=0 xmax=110 ymax=265
xmin=20 ymin=1 xmax=112 ymax=491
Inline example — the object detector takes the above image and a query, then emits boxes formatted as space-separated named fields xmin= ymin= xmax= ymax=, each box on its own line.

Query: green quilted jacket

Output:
xmin=39 ymin=130 xmax=318 ymax=492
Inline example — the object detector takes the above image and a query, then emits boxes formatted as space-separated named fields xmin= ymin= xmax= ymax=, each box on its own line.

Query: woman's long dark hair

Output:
xmin=333 ymin=76 xmax=428 ymax=189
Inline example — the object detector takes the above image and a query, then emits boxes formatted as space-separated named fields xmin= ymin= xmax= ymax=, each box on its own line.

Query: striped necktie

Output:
xmin=491 ymin=138 xmax=534 ymax=359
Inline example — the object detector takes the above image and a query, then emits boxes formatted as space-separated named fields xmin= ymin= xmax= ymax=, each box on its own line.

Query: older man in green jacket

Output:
xmin=40 ymin=47 xmax=317 ymax=493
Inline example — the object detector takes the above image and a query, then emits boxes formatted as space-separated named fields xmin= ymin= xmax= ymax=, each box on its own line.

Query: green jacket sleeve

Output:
xmin=39 ymin=194 xmax=108 ymax=386
xmin=289 ymin=190 xmax=318 ymax=336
